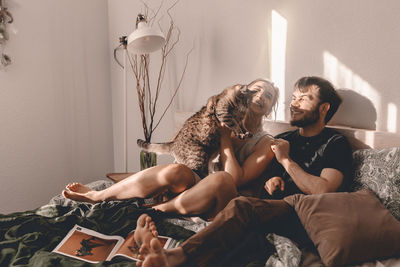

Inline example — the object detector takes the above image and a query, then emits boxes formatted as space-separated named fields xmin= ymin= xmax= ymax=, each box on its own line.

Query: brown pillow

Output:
xmin=284 ymin=190 xmax=400 ymax=267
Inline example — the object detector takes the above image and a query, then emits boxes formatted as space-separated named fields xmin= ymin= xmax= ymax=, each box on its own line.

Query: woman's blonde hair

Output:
xmin=247 ymin=78 xmax=280 ymax=119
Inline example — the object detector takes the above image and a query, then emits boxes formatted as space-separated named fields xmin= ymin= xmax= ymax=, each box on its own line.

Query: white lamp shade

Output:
xmin=127 ymin=21 xmax=166 ymax=54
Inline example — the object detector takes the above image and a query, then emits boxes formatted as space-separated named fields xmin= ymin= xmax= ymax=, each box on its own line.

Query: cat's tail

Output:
xmin=137 ymin=139 xmax=172 ymax=155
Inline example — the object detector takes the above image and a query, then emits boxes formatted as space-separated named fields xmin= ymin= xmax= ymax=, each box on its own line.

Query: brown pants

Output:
xmin=181 ymin=196 xmax=309 ymax=267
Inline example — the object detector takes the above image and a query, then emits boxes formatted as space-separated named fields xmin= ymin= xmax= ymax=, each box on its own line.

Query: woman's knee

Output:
xmin=161 ymin=163 xmax=195 ymax=191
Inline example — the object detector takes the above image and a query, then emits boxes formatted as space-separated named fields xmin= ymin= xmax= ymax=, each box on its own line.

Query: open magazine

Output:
xmin=52 ymin=224 xmax=179 ymax=263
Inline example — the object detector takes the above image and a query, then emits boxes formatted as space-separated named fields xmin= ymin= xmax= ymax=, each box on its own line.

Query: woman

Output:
xmin=63 ymin=78 xmax=279 ymax=219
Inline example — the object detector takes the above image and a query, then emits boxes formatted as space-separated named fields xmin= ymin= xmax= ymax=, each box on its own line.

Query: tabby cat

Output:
xmin=137 ymin=84 xmax=256 ymax=178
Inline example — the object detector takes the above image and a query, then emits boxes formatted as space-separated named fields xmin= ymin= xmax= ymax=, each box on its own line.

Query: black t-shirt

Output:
xmin=263 ymin=127 xmax=353 ymax=199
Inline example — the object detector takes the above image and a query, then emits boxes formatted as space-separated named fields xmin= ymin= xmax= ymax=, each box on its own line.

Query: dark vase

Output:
xmin=140 ymin=150 xmax=157 ymax=170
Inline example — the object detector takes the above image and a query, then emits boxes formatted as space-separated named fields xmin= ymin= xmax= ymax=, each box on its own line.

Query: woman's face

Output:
xmin=247 ymin=81 xmax=276 ymax=115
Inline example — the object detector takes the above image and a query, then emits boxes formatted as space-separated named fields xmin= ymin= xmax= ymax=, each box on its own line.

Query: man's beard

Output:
xmin=290 ymin=105 xmax=320 ymax=127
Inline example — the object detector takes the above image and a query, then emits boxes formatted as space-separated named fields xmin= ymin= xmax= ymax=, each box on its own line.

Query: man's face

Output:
xmin=290 ymin=85 xmax=321 ymax=127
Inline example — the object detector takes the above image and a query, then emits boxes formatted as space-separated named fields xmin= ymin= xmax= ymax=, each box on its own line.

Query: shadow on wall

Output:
xmin=329 ymin=89 xmax=377 ymax=130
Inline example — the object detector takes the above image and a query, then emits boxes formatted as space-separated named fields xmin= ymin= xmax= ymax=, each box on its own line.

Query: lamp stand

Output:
xmin=123 ymin=47 xmax=128 ymax=173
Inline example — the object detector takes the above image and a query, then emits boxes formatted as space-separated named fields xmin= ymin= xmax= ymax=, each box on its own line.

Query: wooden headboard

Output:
xmin=174 ymin=111 xmax=400 ymax=151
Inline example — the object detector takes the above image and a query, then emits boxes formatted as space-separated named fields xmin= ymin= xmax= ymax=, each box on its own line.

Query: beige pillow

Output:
xmin=284 ymin=190 xmax=400 ymax=267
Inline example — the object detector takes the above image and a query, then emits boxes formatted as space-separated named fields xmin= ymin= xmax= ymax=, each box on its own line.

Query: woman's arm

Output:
xmin=219 ymin=126 xmax=275 ymax=187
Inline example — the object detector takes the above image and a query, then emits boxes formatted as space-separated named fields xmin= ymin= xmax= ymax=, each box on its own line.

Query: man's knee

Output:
xmin=224 ymin=196 xmax=254 ymax=220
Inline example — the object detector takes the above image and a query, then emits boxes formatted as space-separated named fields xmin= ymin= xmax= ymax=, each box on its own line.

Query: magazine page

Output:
xmin=113 ymin=230 xmax=179 ymax=261
xmin=52 ymin=224 xmax=125 ymax=263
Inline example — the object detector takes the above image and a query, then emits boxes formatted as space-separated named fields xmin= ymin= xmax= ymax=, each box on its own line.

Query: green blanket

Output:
xmin=0 ymin=199 xmax=194 ymax=266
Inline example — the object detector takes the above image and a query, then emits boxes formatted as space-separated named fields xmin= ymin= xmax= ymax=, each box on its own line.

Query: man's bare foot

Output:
xmin=62 ymin=183 xmax=99 ymax=203
xmin=134 ymin=214 xmax=187 ymax=267
xmin=137 ymin=238 xmax=169 ymax=267
xmin=134 ymin=214 xmax=159 ymax=254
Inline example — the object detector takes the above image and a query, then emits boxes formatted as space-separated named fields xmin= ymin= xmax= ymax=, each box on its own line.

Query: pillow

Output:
xmin=284 ymin=190 xmax=400 ymax=267
xmin=352 ymin=147 xmax=400 ymax=220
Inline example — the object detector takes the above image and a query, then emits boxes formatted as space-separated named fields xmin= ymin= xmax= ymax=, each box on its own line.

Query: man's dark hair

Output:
xmin=294 ymin=76 xmax=342 ymax=123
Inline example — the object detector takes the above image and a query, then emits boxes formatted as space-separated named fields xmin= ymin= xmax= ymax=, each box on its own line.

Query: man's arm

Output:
xmin=281 ymin=158 xmax=343 ymax=194
xmin=271 ymin=138 xmax=344 ymax=194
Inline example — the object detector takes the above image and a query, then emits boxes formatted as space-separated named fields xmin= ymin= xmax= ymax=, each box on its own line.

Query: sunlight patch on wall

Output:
xmin=365 ymin=131 xmax=375 ymax=148
xmin=271 ymin=10 xmax=287 ymax=121
xmin=323 ymin=51 xmax=382 ymax=129
xmin=387 ymin=103 xmax=397 ymax=133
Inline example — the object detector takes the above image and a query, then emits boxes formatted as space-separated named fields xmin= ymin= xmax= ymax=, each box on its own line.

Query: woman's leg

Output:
xmin=153 ymin=171 xmax=238 ymax=218
xmin=62 ymin=164 xmax=196 ymax=203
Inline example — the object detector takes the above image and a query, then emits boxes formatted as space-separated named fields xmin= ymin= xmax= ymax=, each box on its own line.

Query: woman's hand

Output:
xmin=264 ymin=176 xmax=285 ymax=195
xmin=218 ymin=122 xmax=232 ymax=141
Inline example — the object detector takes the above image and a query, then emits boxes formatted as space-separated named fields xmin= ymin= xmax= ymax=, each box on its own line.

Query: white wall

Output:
xmin=0 ymin=0 xmax=114 ymax=213
xmin=109 ymin=0 xmax=400 ymax=172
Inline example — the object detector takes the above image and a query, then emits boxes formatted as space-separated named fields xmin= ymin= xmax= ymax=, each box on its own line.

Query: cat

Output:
xmin=137 ymin=84 xmax=256 ymax=178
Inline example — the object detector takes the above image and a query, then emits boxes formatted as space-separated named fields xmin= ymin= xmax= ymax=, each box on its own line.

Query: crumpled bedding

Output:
xmin=0 ymin=179 xmax=305 ymax=267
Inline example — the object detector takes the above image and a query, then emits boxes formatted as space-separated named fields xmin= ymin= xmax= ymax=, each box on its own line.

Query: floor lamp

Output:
xmin=114 ymin=14 xmax=165 ymax=172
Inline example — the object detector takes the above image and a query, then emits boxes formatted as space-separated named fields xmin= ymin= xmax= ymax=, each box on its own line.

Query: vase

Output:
xmin=140 ymin=150 xmax=157 ymax=170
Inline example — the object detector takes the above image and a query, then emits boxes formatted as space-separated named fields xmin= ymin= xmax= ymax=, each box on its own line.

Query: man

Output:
xmin=133 ymin=76 xmax=353 ymax=267
xmin=264 ymin=76 xmax=352 ymax=198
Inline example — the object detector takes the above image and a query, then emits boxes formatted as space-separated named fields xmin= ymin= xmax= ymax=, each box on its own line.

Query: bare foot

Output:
xmin=62 ymin=183 xmax=99 ymax=203
xmin=138 ymin=238 xmax=169 ymax=267
xmin=134 ymin=214 xmax=186 ymax=267
xmin=66 ymin=183 xmax=91 ymax=193
xmin=134 ymin=214 xmax=159 ymax=254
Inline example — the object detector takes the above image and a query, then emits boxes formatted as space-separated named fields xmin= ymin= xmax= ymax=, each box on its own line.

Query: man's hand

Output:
xmin=264 ymin=176 xmax=285 ymax=195
xmin=270 ymin=138 xmax=290 ymax=164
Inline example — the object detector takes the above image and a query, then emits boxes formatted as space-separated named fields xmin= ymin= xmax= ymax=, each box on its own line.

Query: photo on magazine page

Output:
xmin=52 ymin=225 xmax=124 ymax=263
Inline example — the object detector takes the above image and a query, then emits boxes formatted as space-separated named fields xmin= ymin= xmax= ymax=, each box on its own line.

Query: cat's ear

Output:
xmin=206 ymin=95 xmax=217 ymax=112
xmin=239 ymin=85 xmax=256 ymax=96
xmin=239 ymin=85 xmax=248 ymax=93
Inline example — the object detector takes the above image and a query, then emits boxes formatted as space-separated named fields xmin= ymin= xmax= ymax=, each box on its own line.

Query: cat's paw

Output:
xmin=237 ymin=132 xmax=252 ymax=140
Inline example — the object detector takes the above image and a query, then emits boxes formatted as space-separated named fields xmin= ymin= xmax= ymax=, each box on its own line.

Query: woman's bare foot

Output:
xmin=62 ymin=183 xmax=99 ymax=203
xmin=134 ymin=214 xmax=187 ymax=267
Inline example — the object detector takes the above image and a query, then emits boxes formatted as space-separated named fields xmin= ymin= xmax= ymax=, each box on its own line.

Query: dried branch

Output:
xmin=152 ymin=45 xmax=193 ymax=133
xmin=129 ymin=0 xmax=188 ymax=142
xmin=141 ymin=0 xmax=163 ymax=27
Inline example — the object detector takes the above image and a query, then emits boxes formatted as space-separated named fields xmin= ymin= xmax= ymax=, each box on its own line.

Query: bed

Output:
xmin=1 ymin=120 xmax=400 ymax=266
